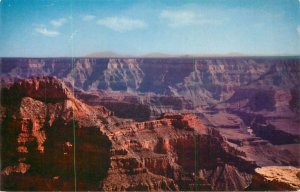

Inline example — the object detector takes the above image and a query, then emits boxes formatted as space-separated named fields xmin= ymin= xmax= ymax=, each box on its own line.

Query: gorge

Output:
xmin=1 ymin=57 xmax=299 ymax=190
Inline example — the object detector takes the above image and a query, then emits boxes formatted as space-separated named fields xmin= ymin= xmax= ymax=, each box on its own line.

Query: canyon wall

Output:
xmin=1 ymin=57 xmax=300 ymax=191
xmin=1 ymin=77 xmax=258 ymax=191
xmin=2 ymin=57 xmax=299 ymax=141
xmin=1 ymin=77 xmax=112 ymax=190
xmin=2 ymin=57 xmax=299 ymax=107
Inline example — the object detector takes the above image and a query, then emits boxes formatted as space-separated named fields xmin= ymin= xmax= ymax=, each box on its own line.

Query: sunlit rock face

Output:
xmin=1 ymin=77 xmax=112 ymax=191
xmin=100 ymin=113 xmax=256 ymax=191
xmin=247 ymin=166 xmax=300 ymax=191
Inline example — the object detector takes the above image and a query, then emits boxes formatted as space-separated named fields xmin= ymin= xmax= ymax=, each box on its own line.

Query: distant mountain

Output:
xmin=85 ymin=51 xmax=249 ymax=58
xmin=86 ymin=51 xmax=178 ymax=58
xmin=86 ymin=51 xmax=126 ymax=58
xmin=85 ymin=51 xmax=299 ymax=58
xmin=140 ymin=52 xmax=181 ymax=58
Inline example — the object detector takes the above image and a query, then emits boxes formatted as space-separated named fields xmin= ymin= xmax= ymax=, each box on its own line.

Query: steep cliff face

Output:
xmin=1 ymin=77 xmax=112 ymax=191
xmin=2 ymin=58 xmax=299 ymax=93
xmin=101 ymin=113 xmax=256 ymax=191
xmin=2 ymin=57 xmax=299 ymax=116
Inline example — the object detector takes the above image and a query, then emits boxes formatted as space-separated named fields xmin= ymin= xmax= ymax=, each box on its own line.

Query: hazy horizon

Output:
xmin=1 ymin=51 xmax=300 ymax=58
xmin=0 ymin=0 xmax=299 ymax=57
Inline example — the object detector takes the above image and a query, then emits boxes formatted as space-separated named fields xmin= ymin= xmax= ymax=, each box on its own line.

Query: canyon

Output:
xmin=0 ymin=57 xmax=299 ymax=190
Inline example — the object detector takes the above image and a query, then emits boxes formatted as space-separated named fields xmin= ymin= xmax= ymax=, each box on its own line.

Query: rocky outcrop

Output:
xmin=100 ymin=113 xmax=256 ymax=191
xmin=0 ymin=77 xmax=112 ymax=191
xmin=247 ymin=166 xmax=300 ymax=190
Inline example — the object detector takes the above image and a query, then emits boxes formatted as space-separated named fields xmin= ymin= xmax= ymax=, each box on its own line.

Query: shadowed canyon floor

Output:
xmin=1 ymin=57 xmax=300 ymax=191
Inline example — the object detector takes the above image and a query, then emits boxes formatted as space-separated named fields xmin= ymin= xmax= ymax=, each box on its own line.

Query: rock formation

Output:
xmin=1 ymin=77 xmax=257 ymax=191
xmin=247 ymin=166 xmax=300 ymax=190
xmin=1 ymin=57 xmax=299 ymax=191
xmin=100 ymin=113 xmax=256 ymax=191
xmin=1 ymin=77 xmax=112 ymax=190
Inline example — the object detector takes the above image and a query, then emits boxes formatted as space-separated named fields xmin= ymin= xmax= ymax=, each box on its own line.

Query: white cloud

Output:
xmin=297 ymin=26 xmax=300 ymax=36
xmin=50 ymin=18 xmax=67 ymax=27
xmin=160 ymin=9 xmax=218 ymax=27
xmin=35 ymin=26 xmax=60 ymax=37
xmin=97 ymin=17 xmax=146 ymax=32
xmin=81 ymin=14 xmax=96 ymax=21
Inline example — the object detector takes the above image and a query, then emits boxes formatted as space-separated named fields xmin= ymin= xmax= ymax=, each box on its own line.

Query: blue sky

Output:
xmin=0 ymin=0 xmax=299 ymax=57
